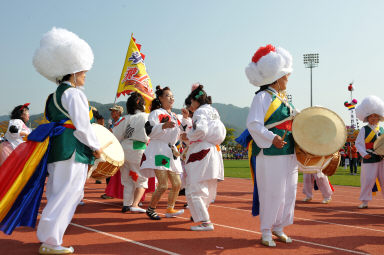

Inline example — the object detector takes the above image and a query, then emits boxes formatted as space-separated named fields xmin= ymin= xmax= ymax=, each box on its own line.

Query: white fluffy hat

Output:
xmin=245 ymin=44 xmax=293 ymax=87
xmin=33 ymin=27 xmax=94 ymax=83
xmin=355 ymin=95 xmax=384 ymax=122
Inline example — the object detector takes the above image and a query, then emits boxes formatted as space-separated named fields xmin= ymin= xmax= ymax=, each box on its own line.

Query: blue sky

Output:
xmin=1 ymin=0 xmax=383 ymax=126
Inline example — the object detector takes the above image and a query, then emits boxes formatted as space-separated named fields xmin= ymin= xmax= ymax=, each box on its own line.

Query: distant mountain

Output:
xmin=0 ymin=102 xmax=249 ymax=137
xmin=0 ymin=115 xmax=9 ymax=122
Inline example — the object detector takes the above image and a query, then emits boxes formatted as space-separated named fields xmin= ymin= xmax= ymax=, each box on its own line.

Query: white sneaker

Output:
xmin=190 ymin=223 xmax=214 ymax=231
xmin=261 ymin=238 xmax=276 ymax=247
xmin=130 ymin=207 xmax=146 ymax=213
xmin=322 ymin=198 xmax=332 ymax=204
xmin=358 ymin=203 xmax=368 ymax=209
xmin=39 ymin=244 xmax=74 ymax=254
xmin=302 ymin=197 xmax=312 ymax=202
xmin=272 ymin=231 xmax=292 ymax=243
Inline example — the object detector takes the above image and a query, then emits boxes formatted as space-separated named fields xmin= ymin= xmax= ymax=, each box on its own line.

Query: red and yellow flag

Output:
xmin=116 ymin=35 xmax=155 ymax=111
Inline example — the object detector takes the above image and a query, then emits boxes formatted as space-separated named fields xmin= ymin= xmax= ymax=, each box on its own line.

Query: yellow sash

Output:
xmin=365 ymin=125 xmax=380 ymax=143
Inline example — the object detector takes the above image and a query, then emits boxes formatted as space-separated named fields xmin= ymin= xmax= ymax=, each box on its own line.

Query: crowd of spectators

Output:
xmin=222 ymin=147 xmax=248 ymax=160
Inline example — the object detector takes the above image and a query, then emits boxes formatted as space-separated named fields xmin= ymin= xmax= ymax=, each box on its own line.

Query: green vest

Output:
xmin=252 ymin=92 xmax=295 ymax=156
xmin=363 ymin=125 xmax=383 ymax=163
xmin=45 ymin=83 xmax=95 ymax=164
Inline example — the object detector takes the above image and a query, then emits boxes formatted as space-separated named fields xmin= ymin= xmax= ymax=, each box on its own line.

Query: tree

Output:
xmin=0 ymin=121 xmax=9 ymax=134
xmin=222 ymin=127 xmax=235 ymax=147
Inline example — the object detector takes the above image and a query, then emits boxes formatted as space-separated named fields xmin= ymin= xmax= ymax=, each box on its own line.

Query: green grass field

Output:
xmin=224 ymin=159 xmax=361 ymax=187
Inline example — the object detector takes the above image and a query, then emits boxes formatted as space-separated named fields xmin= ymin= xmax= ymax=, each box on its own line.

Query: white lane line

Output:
xmin=215 ymin=194 xmax=384 ymax=210
xmin=206 ymin=204 xmax=384 ymax=233
xmin=208 ymin=222 xmax=370 ymax=255
xmin=69 ymin=223 xmax=180 ymax=255
xmin=179 ymin=194 xmax=384 ymax=219
xmin=296 ymin=205 xmax=384 ymax=218
xmin=39 ymin=209 xmax=179 ymax=255
xmin=84 ymin=199 xmax=370 ymax=255
xmin=294 ymin=216 xmax=384 ymax=234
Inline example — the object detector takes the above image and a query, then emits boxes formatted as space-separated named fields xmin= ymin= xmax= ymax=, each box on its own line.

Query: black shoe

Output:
xmin=146 ymin=207 xmax=161 ymax=220
xmin=95 ymin=180 xmax=102 ymax=184
xmin=101 ymin=194 xmax=113 ymax=199
xmin=190 ymin=216 xmax=194 ymax=222
xmin=122 ymin=206 xmax=131 ymax=213
xmin=178 ymin=188 xmax=186 ymax=196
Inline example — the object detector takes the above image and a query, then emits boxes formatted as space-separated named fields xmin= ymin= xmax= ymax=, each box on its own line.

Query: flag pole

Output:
xmin=113 ymin=33 xmax=133 ymax=105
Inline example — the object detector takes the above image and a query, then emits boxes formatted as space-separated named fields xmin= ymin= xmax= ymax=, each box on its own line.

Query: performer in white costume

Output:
xmin=0 ymin=103 xmax=31 ymax=166
xmin=141 ymin=86 xmax=184 ymax=220
xmin=33 ymin=27 xmax=102 ymax=254
xmin=245 ymin=44 xmax=298 ymax=247
xmin=112 ymin=92 xmax=149 ymax=213
xmin=355 ymin=95 xmax=384 ymax=209
xmin=181 ymin=84 xmax=226 ymax=231
xmin=302 ymin=173 xmax=333 ymax=204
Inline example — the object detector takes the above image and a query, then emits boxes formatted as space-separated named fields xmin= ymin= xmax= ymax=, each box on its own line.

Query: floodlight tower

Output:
xmin=303 ymin=53 xmax=319 ymax=107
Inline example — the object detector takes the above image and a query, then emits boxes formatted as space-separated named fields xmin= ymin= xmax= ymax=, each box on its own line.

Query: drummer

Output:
xmin=245 ymin=44 xmax=298 ymax=247
xmin=355 ymin=95 xmax=384 ymax=209
xmin=33 ymin=27 xmax=102 ymax=254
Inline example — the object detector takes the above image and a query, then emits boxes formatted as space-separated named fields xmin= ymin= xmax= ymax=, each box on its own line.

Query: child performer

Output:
xmin=245 ymin=44 xmax=298 ymax=247
xmin=112 ymin=92 xmax=149 ymax=213
xmin=355 ymin=95 xmax=384 ymax=209
xmin=141 ymin=86 xmax=184 ymax=220
xmin=181 ymin=85 xmax=226 ymax=231
xmin=302 ymin=172 xmax=333 ymax=204
xmin=0 ymin=103 xmax=31 ymax=166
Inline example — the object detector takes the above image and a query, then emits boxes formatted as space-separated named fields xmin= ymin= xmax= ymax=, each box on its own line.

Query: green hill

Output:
xmin=0 ymin=102 xmax=249 ymax=137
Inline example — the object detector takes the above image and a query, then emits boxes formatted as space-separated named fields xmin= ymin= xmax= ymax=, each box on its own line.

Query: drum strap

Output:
xmin=266 ymin=88 xmax=294 ymax=115
xmin=365 ymin=125 xmax=381 ymax=154
xmin=53 ymin=90 xmax=71 ymax=119
xmin=365 ymin=125 xmax=380 ymax=144
xmin=52 ymin=89 xmax=93 ymax=128
xmin=264 ymin=89 xmax=294 ymax=129
xmin=265 ymin=116 xmax=293 ymax=129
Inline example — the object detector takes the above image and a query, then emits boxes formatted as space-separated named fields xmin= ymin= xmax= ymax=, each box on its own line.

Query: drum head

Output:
xmin=374 ymin=134 xmax=384 ymax=155
xmin=92 ymin=123 xmax=124 ymax=165
xmin=292 ymin=107 xmax=346 ymax=156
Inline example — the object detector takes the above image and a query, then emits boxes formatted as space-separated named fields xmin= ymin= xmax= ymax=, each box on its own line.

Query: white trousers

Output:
xmin=186 ymin=179 xmax=218 ymax=223
xmin=120 ymin=161 xmax=148 ymax=206
xmin=359 ymin=162 xmax=384 ymax=202
xmin=256 ymin=153 xmax=298 ymax=235
xmin=302 ymin=173 xmax=333 ymax=199
xmin=37 ymin=153 xmax=87 ymax=246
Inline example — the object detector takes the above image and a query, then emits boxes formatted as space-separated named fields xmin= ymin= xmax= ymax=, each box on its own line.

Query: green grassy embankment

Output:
xmin=224 ymin=159 xmax=361 ymax=187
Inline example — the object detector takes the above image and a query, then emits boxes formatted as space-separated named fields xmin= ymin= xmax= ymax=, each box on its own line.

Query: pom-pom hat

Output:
xmin=355 ymin=95 xmax=384 ymax=122
xmin=33 ymin=27 xmax=94 ymax=83
xmin=245 ymin=44 xmax=293 ymax=87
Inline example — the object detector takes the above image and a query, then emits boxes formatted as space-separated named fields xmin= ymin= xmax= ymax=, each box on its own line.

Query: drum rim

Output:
xmin=292 ymin=106 xmax=347 ymax=156
xmin=322 ymin=152 xmax=341 ymax=176
xmin=100 ymin=151 xmax=125 ymax=166
xmin=91 ymin=123 xmax=125 ymax=165
xmin=373 ymin=134 xmax=384 ymax=155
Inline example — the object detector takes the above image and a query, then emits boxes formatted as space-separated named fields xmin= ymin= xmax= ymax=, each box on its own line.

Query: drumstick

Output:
xmin=101 ymin=140 xmax=113 ymax=150
xmin=281 ymin=130 xmax=288 ymax=140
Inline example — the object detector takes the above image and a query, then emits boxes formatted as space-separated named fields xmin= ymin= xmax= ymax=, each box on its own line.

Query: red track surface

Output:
xmin=1 ymin=178 xmax=384 ymax=254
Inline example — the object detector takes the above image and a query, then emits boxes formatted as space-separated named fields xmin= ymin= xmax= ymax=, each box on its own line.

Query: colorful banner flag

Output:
xmin=116 ymin=35 xmax=155 ymax=111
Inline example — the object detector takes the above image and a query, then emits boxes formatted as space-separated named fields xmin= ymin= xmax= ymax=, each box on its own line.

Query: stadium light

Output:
xmin=303 ymin=53 xmax=319 ymax=107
